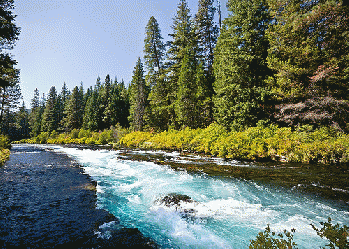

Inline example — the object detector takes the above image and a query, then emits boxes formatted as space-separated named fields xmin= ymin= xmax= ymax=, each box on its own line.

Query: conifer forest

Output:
xmin=1 ymin=1 xmax=349 ymax=248
xmin=1 ymin=0 xmax=348 ymax=141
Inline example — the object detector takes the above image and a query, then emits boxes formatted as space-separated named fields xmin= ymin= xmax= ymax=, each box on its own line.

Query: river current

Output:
xmin=51 ymin=145 xmax=348 ymax=248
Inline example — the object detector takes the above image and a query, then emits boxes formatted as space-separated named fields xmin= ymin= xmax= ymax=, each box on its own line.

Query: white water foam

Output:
xmin=52 ymin=146 xmax=348 ymax=248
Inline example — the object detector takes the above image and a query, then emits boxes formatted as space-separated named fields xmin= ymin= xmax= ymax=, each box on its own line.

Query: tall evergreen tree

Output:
xmin=194 ymin=0 xmax=219 ymax=124
xmin=41 ymin=86 xmax=58 ymax=133
xmin=29 ymin=88 xmax=42 ymax=136
xmin=0 ymin=0 xmax=20 ymax=88
xmin=104 ymin=79 xmax=130 ymax=128
xmin=144 ymin=16 xmax=165 ymax=87
xmin=143 ymin=16 xmax=168 ymax=130
xmin=175 ymin=47 xmax=206 ymax=128
xmin=165 ymin=0 xmax=194 ymax=128
xmin=213 ymin=0 xmax=272 ymax=130
xmin=266 ymin=0 xmax=349 ymax=100
xmin=56 ymin=82 xmax=70 ymax=130
xmin=195 ymin=0 xmax=218 ymax=73
xmin=64 ymin=86 xmax=84 ymax=131
xmin=0 ymin=82 xmax=21 ymax=133
xmin=83 ymin=89 xmax=100 ymax=131
xmin=101 ymin=75 xmax=112 ymax=129
xmin=83 ymin=77 xmax=103 ymax=130
xmin=129 ymin=58 xmax=148 ymax=131
xmin=266 ymin=0 xmax=349 ymax=129
xmin=15 ymin=101 xmax=30 ymax=139
xmin=117 ymin=79 xmax=130 ymax=128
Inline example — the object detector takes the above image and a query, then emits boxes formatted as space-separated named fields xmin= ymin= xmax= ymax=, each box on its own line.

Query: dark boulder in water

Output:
xmin=159 ymin=193 xmax=197 ymax=218
xmin=160 ymin=193 xmax=193 ymax=207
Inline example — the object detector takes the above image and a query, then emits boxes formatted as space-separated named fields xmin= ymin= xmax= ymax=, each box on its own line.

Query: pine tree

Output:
xmin=195 ymin=0 xmax=218 ymax=73
xmin=143 ymin=16 xmax=168 ymax=130
xmin=144 ymin=16 xmax=165 ymax=87
xmin=29 ymin=88 xmax=42 ymax=136
xmin=104 ymin=79 xmax=130 ymax=128
xmin=101 ymin=75 xmax=112 ymax=129
xmin=64 ymin=86 xmax=84 ymax=131
xmin=166 ymin=0 xmax=194 ymax=128
xmin=213 ymin=0 xmax=272 ymax=130
xmin=41 ymin=86 xmax=58 ymax=133
xmin=56 ymin=82 xmax=70 ymax=130
xmin=175 ymin=47 xmax=199 ymax=128
xmin=194 ymin=0 xmax=219 ymax=124
xmin=129 ymin=58 xmax=148 ymax=131
xmin=266 ymin=0 xmax=349 ymax=100
xmin=117 ymin=79 xmax=130 ymax=128
xmin=83 ymin=89 xmax=100 ymax=131
xmin=0 ymin=82 xmax=21 ymax=133
xmin=0 ymin=0 xmax=20 ymax=88
xmin=266 ymin=0 xmax=349 ymax=129
xmin=15 ymin=101 xmax=30 ymax=139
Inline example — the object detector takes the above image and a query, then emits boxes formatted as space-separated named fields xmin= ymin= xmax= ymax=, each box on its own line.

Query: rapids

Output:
xmin=52 ymin=145 xmax=348 ymax=248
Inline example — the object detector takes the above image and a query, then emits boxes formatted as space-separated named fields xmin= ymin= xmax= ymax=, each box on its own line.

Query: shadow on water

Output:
xmin=0 ymin=145 xmax=157 ymax=248
xmin=117 ymin=149 xmax=349 ymax=205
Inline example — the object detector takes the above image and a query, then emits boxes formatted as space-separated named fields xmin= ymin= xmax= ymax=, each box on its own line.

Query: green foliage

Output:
xmin=311 ymin=218 xmax=349 ymax=249
xmin=64 ymin=85 xmax=84 ymax=131
xmin=0 ymin=135 xmax=11 ymax=149
xmin=250 ymin=219 xmax=348 ymax=249
xmin=249 ymin=225 xmax=297 ymax=249
xmin=129 ymin=58 xmax=149 ymax=131
xmin=41 ymin=86 xmax=58 ymax=133
xmin=21 ymin=125 xmax=130 ymax=147
xmin=144 ymin=16 xmax=165 ymax=88
xmin=266 ymin=0 xmax=349 ymax=101
xmin=0 ymin=148 xmax=10 ymax=167
xmin=29 ymin=88 xmax=43 ymax=137
xmin=119 ymin=131 xmax=154 ymax=148
xmin=213 ymin=0 xmax=272 ymax=130
xmin=119 ymin=123 xmax=349 ymax=165
xmin=0 ymin=0 xmax=20 ymax=88
xmin=83 ymin=85 xmax=101 ymax=131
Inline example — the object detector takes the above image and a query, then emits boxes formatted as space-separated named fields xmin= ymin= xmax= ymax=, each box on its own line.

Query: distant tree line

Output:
xmin=1 ymin=0 xmax=349 ymax=140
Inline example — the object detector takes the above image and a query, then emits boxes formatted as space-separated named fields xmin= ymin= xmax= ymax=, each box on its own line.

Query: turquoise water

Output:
xmin=54 ymin=146 xmax=349 ymax=248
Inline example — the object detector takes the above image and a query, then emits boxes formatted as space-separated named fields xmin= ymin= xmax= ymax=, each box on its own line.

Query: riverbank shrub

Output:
xmin=250 ymin=218 xmax=349 ymax=249
xmin=119 ymin=123 xmax=349 ymax=165
xmin=249 ymin=225 xmax=297 ymax=249
xmin=0 ymin=135 xmax=11 ymax=166
xmin=0 ymin=148 xmax=10 ymax=167
xmin=0 ymin=135 xmax=11 ymax=149
xmin=16 ymin=123 xmax=349 ymax=165
xmin=18 ymin=124 xmax=130 ymax=146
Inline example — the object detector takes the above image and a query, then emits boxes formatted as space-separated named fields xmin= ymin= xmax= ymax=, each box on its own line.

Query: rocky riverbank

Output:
xmin=0 ymin=144 xmax=157 ymax=248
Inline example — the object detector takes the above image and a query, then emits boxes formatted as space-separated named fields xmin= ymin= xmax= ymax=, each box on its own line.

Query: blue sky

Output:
xmin=11 ymin=0 xmax=228 ymax=107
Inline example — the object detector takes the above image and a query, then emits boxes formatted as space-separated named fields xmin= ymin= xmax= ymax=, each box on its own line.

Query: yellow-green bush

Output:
xmin=118 ymin=123 xmax=349 ymax=165
xmin=0 ymin=135 xmax=11 ymax=167
xmin=20 ymin=125 xmax=130 ymax=146
xmin=119 ymin=131 xmax=154 ymax=148
xmin=0 ymin=135 xmax=11 ymax=149
xmin=0 ymin=148 xmax=10 ymax=166
xmin=15 ymin=124 xmax=349 ymax=165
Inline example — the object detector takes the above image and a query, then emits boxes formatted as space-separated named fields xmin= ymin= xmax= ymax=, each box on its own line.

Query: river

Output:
xmin=0 ymin=144 xmax=156 ymax=248
xmin=2 ymin=144 xmax=348 ymax=248
xmin=49 ymin=144 xmax=349 ymax=249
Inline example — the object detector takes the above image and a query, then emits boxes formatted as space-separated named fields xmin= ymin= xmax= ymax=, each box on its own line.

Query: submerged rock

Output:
xmin=158 ymin=193 xmax=197 ymax=218
xmin=160 ymin=193 xmax=193 ymax=207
